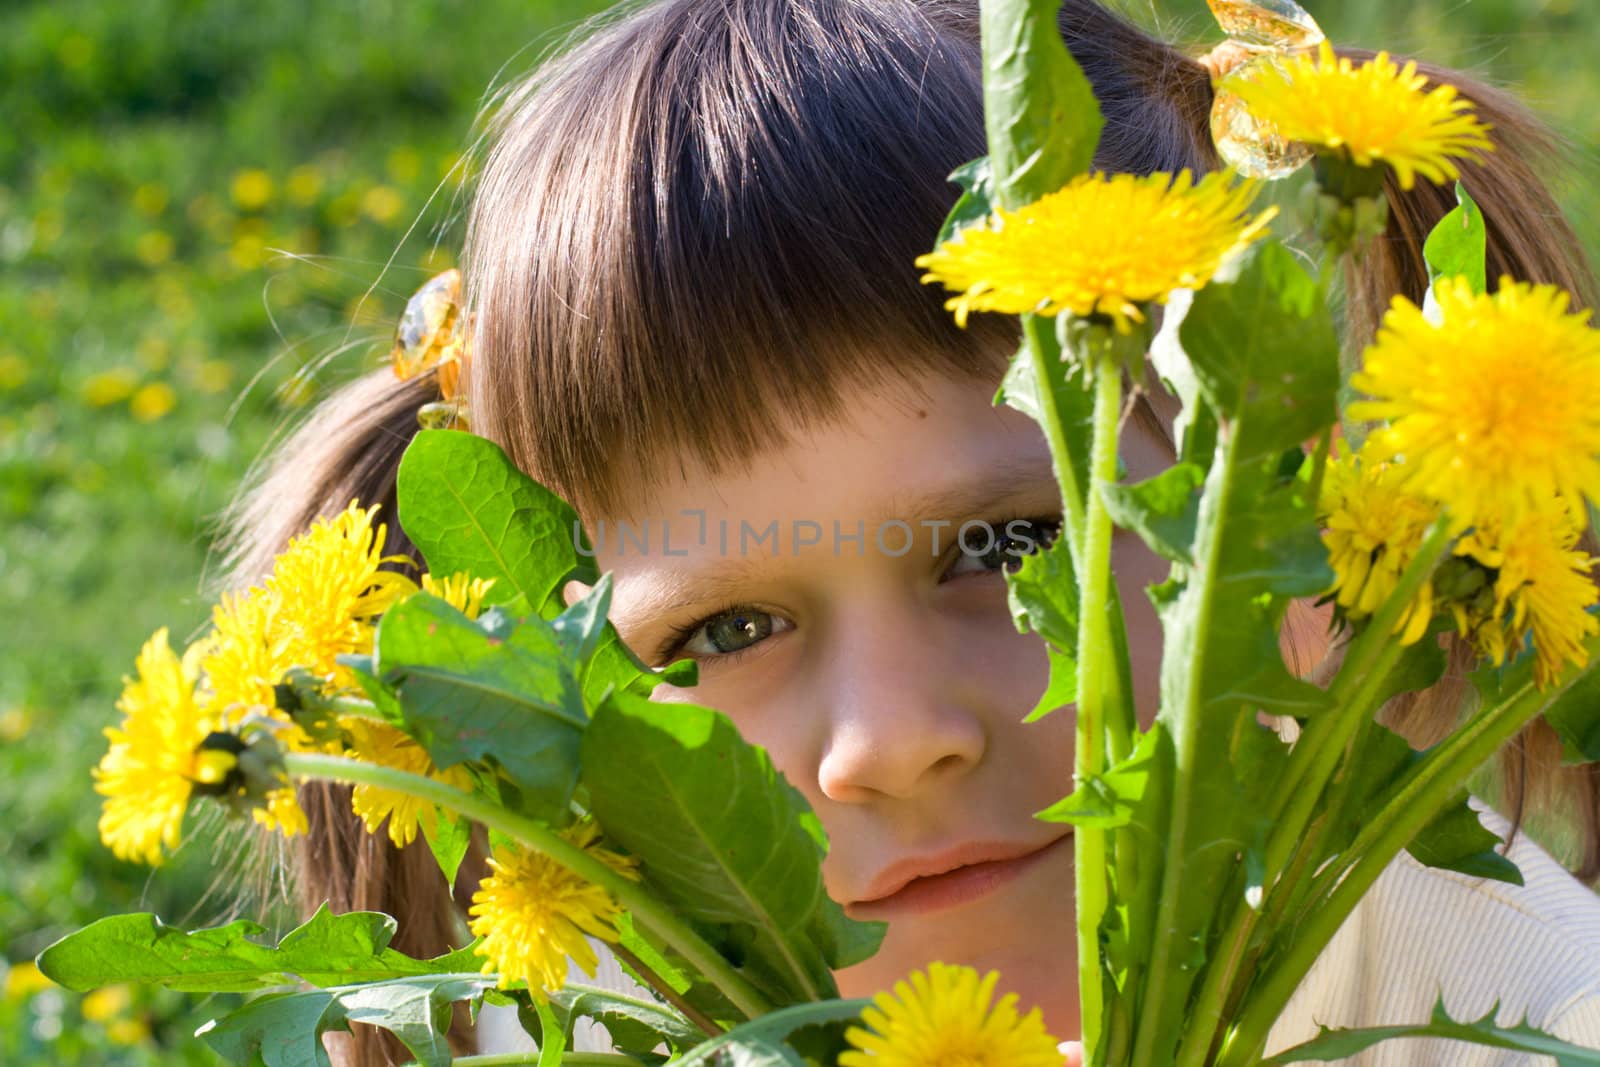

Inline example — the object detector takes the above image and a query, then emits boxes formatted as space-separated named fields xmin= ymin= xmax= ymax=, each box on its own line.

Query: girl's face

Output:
xmin=586 ymin=372 xmax=1170 ymax=1037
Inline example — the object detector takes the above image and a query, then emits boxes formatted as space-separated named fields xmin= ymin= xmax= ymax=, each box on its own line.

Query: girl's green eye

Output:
xmin=682 ymin=608 xmax=794 ymax=657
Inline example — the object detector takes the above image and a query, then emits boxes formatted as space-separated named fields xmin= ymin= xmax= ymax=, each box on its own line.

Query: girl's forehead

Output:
xmin=589 ymin=373 xmax=1052 ymax=524
xmin=586 ymin=370 xmax=1175 ymax=529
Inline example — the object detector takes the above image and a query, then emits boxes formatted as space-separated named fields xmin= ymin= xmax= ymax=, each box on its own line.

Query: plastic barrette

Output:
xmin=391 ymin=267 xmax=471 ymax=429
xmin=1203 ymin=0 xmax=1326 ymax=180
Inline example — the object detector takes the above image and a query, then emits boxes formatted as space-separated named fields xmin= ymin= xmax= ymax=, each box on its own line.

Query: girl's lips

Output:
xmin=845 ymin=832 xmax=1072 ymax=920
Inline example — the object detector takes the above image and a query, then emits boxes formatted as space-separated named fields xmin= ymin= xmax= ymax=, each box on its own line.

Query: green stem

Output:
xmin=1178 ymin=520 xmax=1452 ymax=1065
xmin=1304 ymin=427 xmax=1333 ymax=516
xmin=1261 ymin=518 xmax=1453 ymax=879
xmin=282 ymin=754 xmax=774 ymax=1022
xmin=1072 ymin=359 xmax=1123 ymax=1057
xmin=1025 ymin=314 xmax=1089 ymax=560
xmin=1219 ymin=663 xmax=1590 ymax=1067
xmin=1128 ymin=430 xmax=1240 ymax=1067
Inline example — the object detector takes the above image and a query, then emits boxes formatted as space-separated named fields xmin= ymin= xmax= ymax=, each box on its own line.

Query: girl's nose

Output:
xmin=813 ymin=598 xmax=989 ymax=803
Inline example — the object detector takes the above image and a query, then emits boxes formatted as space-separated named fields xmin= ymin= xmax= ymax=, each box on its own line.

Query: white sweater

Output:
xmin=480 ymin=810 xmax=1600 ymax=1063
xmin=1267 ymin=809 xmax=1600 ymax=1064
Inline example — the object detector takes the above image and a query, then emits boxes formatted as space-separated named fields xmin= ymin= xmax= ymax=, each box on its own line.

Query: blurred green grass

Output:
xmin=0 ymin=0 xmax=1593 ymax=1062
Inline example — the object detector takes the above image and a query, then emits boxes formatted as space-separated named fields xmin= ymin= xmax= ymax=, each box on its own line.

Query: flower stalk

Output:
xmin=282 ymin=753 xmax=775 ymax=1022
xmin=1071 ymin=350 xmax=1125 ymax=1056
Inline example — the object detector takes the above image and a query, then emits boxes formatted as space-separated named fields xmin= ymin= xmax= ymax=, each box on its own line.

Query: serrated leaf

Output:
xmin=1423 ymin=182 xmax=1488 ymax=296
xmin=673 ymin=1000 xmax=869 ymax=1067
xmin=535 ymin=1001 xmax=565 ymax=1067
xmin=934 ymin=156 xmax=995 ymax=247
xmin=377 ymin=594 xmax=584 ymax=821
xmin=1139 ymin=238 xmax=1340 ymax=1065
xmin=1406 ymin=796 xmax=1524 ymax=885
xmin=1544 ymin=656 xmax=1600 ymax=763
xmin=397 ymin=429 xmax=595 ymax=619
xmin=38 ymin=906 xmax=469 ymax=994
xmin=1024 ymin=644 xmax=1077 ymax=723
xmin=553 ymin=573 xmax=612 ymax=665
xmin=1180 ymin=241 xmax=1339 ymax=464
xmin=1037 ymin=726 xmax=1163 ymax=828
xmin=581 ymin=693 xmax=884 ymax=1007
xmin=1007 ymin=534 xmax=1079 ymax=653
xmin=1261 ymin=998 xmax=1600 ymax=1065
xmin=197 ymin=973 xmax=495 ymax=1067
xmin=538 ymin=982 xmax=701 ymax=1056
xmin=997 ymin=329 xmax=1094 ymax=518
xmin=980 ymin=0 xmax=1103 ymax=207
xmin=422 ymin=807 xmax=473 ymax=887
xmin=1101 ymin=463 xmax=1205 ymax=565
xmin=1150 ymin=289 xmax=1218 ymax=468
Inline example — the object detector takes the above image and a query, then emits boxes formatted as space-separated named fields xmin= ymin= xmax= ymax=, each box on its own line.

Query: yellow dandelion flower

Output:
xmin=253 ymin=787 xmax=309 ymax=838
xmin=205 ymin=588 xmax=294 ymax=718
xmin=4 ymin=961 xmax=53 ymax=1001
xmin=81 ymin=984 xmax=131 ymax=1023
xmin=420 ymin=572 xmax=496 ymax=620
xmin=94 ymin=630 xmax=217 ymax=865
xmin=1350 ymin=278 xmax=1600 ymax=531
xmin=1457 ymin=505 xmax=1599 ymax=687
xmin=266 ymin=503 xmax=416 ymax=682
xmin=344 ymin=719 xmax=472 ymax=848
xmin=469 ymin=823 xmax=639 ymax=1000
xmin=1222 ymin=41 xmax=1493 ymax=190
xmin=1318 ymin=445 xmax=1441 ymax=644
xmin=205 ymin=502 xmax=414 ymax=725
xmin=840 ymin=963 xmax=1063 ymax=1067
xmin=916 ymin=170 xmax=1274 ymax=334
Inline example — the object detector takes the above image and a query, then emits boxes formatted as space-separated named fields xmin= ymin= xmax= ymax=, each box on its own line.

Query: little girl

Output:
xmin=223 ymin=0 xmax=1600 ymax=1062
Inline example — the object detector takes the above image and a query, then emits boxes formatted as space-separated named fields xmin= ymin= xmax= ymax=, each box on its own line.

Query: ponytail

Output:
xmin=217 ymin=367 xmax=487 ymax=1064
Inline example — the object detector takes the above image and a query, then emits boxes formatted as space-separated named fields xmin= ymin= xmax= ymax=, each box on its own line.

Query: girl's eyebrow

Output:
xmin=873 ymin=453 xmax=1057 ymax=527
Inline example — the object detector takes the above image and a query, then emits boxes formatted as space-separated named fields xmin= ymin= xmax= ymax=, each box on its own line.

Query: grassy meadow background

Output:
xmin=1 ymin=0 xmax=1594 ymax=1062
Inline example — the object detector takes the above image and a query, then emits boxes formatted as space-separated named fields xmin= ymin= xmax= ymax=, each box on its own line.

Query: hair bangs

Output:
xmin=464 ymin=0 xmax=1018 ymax=515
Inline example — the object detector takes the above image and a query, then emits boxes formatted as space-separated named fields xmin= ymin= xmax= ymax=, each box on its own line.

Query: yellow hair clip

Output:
xmin=391 ymin=268 xmax=472 ymax=429
xmin=1202 ymin=0 xmax=1326 ymax=179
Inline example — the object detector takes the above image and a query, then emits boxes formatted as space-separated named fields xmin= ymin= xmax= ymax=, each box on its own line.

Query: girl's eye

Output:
xmin=944 ymin=517 xmax=1063 ymax=581
xmin=678 ymin=608 xmax=795 ymax=658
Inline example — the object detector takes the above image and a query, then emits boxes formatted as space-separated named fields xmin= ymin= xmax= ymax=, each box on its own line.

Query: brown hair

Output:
xmin=219 ymin=1 xmax=1598 ymax=1060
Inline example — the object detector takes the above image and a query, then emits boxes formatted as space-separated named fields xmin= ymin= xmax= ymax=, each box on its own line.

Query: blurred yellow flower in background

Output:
xmin=4 ymin=961 xmax=53 ymax=1001
xmin=132 ymin=183 xmax=168 ymax=217
xmin=286 ymin=164 xmax=324 ymax=205
xmin=80 ymin=368 xmax=137 ymax=408
xmin=130 ymin=382 xmax=177 ymax=422
xmin=133 ymin=231 xmax=174 ymax=267
xmin=231 ymin=168 xmax=274 ymax=211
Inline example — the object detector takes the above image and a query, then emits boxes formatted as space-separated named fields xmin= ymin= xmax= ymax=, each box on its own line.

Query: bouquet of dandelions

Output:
xmin=37 ymin=0 xmax=1600 ymax=1064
